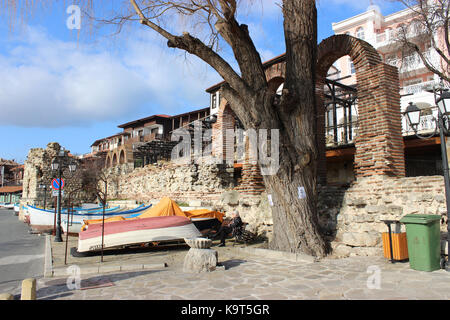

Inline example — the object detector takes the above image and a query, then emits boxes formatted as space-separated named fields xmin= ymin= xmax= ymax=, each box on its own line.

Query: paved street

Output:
xmin=0 ymin=209 xmax=45 ymax=296
xmin=34 ymin=240 xmax=450 ymax=300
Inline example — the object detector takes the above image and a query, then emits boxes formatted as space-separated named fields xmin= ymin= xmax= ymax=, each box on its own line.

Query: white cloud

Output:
xmin=0 ymin=26 xmax=220 ymax=128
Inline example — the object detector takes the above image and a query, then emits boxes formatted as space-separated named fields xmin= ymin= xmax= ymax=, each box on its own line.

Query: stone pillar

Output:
xmin=183 ymin=238 xmax=218 ymax=273
xmin=212 ymin=101 xmax=236 ymax=164
xmin=354 ymin=63 xmax=405 ymax=178
xmin=315 ymin=76 xmax=327 ymax=185
xmin=235 ymin=134 xmax=266 ymax=195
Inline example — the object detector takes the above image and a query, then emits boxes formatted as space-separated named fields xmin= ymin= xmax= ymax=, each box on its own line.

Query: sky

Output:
xmin=0 ymin=0 xmax=406 ymax=164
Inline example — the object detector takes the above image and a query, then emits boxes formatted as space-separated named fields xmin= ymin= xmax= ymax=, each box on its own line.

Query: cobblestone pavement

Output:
xmin=34 ymin=240 xmax=450 ymax=300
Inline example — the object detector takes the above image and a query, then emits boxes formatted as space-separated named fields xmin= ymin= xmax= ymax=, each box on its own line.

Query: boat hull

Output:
xmin=28 ymin=205 xmax=125 ymax=233
xmin=61 ymin=205 xmax=151 ymax=234
xmin=77 ymin=216 xmax=202 ymax=252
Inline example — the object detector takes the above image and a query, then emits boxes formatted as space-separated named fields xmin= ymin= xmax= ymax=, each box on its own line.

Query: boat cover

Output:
xmin=81 ymin=197 xmax=224 ymax=230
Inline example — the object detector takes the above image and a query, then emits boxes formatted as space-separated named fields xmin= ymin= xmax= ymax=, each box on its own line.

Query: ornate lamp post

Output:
xmin=403 ymin=82 xmax=450 ymax=271
xmin=38 ymin=183 xmax=49 ymax=210
xmin=51 ymin=148 xmax=77 ymax=242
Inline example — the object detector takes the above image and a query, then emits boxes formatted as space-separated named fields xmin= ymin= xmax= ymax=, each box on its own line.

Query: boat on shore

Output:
xmin=76 ymin=197 xmax=224 ymax=253
xmin=28 ymin=205 xmax=123 ymax=233
xmin=77 ymin=215 xmax=202 ymax=253
xmin=61 ymin=204 xmax=151 ymax=234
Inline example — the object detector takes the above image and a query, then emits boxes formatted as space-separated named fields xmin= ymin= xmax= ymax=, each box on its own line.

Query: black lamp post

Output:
xmin=38 ymin=184 xmax=49 ymax=210
xmin=51 ymin=148 xmax=77 ymax=242
xmin=403 ymin=83 xmax=450 ymax=271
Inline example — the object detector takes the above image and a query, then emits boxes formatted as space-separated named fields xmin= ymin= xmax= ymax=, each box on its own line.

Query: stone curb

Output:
xmin=44 ymin=235 xmax=53 ymax=278
xmin=50 ymin=263 xmax=167 ymax=278
xmin=232 ymin=246 xmax=317 ymax=263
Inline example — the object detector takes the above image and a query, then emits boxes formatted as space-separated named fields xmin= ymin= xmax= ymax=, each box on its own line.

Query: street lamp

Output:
xmin=403 ymin=82 xmax=450 ymax=271
xmin=404 ymin=102 xmax=422 ymax=130
xmin=38 ymin=184 xmax=49 ymax=210
xmin=51 ymin=147 xmax=77 ymax=242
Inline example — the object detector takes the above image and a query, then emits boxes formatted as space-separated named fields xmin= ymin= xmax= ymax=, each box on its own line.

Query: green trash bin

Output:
xmin=400 ymin=214 xmax=441 ymax=272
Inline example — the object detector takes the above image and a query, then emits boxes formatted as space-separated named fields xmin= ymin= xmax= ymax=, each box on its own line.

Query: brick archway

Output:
xmin=212 ymin=101 xmax=236 ymax=162
xmin=105 ymin=155 xmax=111 ymax=168
xmin=112 ymin=153 xmax=118 ymax=167
xmin=119 ymin=150 xmax=125 ymax=164
xmin=316 ymin=35 xmax=405 ymax=179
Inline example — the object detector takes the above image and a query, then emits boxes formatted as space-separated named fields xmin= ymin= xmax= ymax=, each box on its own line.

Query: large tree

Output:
xmin=4 ymin=0 xmax=329 ymax=257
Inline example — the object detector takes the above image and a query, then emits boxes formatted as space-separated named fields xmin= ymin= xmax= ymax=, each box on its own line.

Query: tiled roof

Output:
xmin=0 ymin=186 xmax=22 ymax=193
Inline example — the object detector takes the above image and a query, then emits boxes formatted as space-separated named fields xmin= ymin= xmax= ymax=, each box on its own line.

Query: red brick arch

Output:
xmin=119 ymin=150 xmax=125 ymax=164
xmin=112 ymin=153 xmax=118 ymax=167
xmin=316 ymin=35 xmax=405 ymax=180
xmin=214 ymin=34 xmax=404 ymax=193
xmin=105 ymin=155 xmax=111 ymax=168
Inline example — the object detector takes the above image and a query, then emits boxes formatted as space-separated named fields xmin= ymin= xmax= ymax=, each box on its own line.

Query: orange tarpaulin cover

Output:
xmin=81 ymin=197 xmax=224 ymax=231
xmin=184 ymin=209 xmax=224 ymax=222
xmin=136 ymin=197 xmax=186 ymax=218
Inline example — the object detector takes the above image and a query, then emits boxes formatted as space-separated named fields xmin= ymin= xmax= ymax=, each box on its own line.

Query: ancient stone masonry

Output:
xmin=102 ymin=162 xmax=274 ymax=240
xmin=20 ymin=142 xmax=97 ymax=220
xmin=317 ymin=175 xmax=446 ymax=257
xmin=20 ymin=143 xmax=63 ymax=220
xmin=104 ymin=161 xmax=235 ymax=203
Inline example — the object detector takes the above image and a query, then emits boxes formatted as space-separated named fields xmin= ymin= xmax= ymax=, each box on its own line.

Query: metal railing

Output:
xmin=402 ymin=106 xmax=439 ymax=136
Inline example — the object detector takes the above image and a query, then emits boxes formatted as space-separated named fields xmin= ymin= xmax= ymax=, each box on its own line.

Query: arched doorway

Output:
xmin=112 ymin=153 xmax=118 ymax=167
xmin=119 ymin=150 xmax=125 ymax=164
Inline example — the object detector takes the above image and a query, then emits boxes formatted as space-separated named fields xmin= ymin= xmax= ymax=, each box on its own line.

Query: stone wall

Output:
xmin=104 ymin=161 xmax=235 ymax=203
xmin=19 ymin=142 xmax=98 ymax=220
xmin=103 ymin=161 xmax=274 ymax=239
xmin=102 ymin=160 xmax=447 ymax=257
xmin=318 ymin=175 xmax=446 ymax=257
xmin=19 ymin=143 xmax=62 ymax=220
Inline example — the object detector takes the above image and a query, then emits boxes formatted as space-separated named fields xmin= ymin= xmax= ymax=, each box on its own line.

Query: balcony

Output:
xmin=373 ymin=27 xmax=429 ymax=51
xmin=401 ymin=80 xmax=437 ymax=95
xmin=324 ymin=106 xmax=440 ymax=148
xmin=326 ymin=121 xmax=359 ymax=148
xmin=386 ymin=50 xmax=441 ymax=75
xmin=402 ymin=106 xmax=438 ymax=136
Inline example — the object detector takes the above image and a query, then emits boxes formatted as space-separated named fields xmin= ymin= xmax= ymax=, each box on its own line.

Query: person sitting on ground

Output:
xmin=213 ymin=211 xmax=243 ymax=247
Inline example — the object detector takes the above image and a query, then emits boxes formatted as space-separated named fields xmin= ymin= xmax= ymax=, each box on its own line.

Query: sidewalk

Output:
xmin=34 ymin=235 xmax=450 ymax=300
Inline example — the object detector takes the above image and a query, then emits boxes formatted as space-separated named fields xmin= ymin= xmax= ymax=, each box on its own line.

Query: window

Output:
xmin=211 ymin=92 xmax=218 ymax=109
xmin=356 ymin=27 xmax=365 ymax=40
xmin=349 ymin=58 xmax=355 ymax=74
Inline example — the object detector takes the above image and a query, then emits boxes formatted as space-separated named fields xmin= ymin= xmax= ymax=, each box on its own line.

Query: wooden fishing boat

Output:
xmin=61 ymin=204 xmax=151 ymax=234
xmin=28 ymin=205 xmax=122 ymax=233
xmin=77 ymin=215 xmax=202 ymax=253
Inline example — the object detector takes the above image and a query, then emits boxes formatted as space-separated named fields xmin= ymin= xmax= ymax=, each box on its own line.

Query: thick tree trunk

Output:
xmin=249 ymin=92 xmax=329 ymax=258
xmin=263 ymin=0 xmax=329 ymax=257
